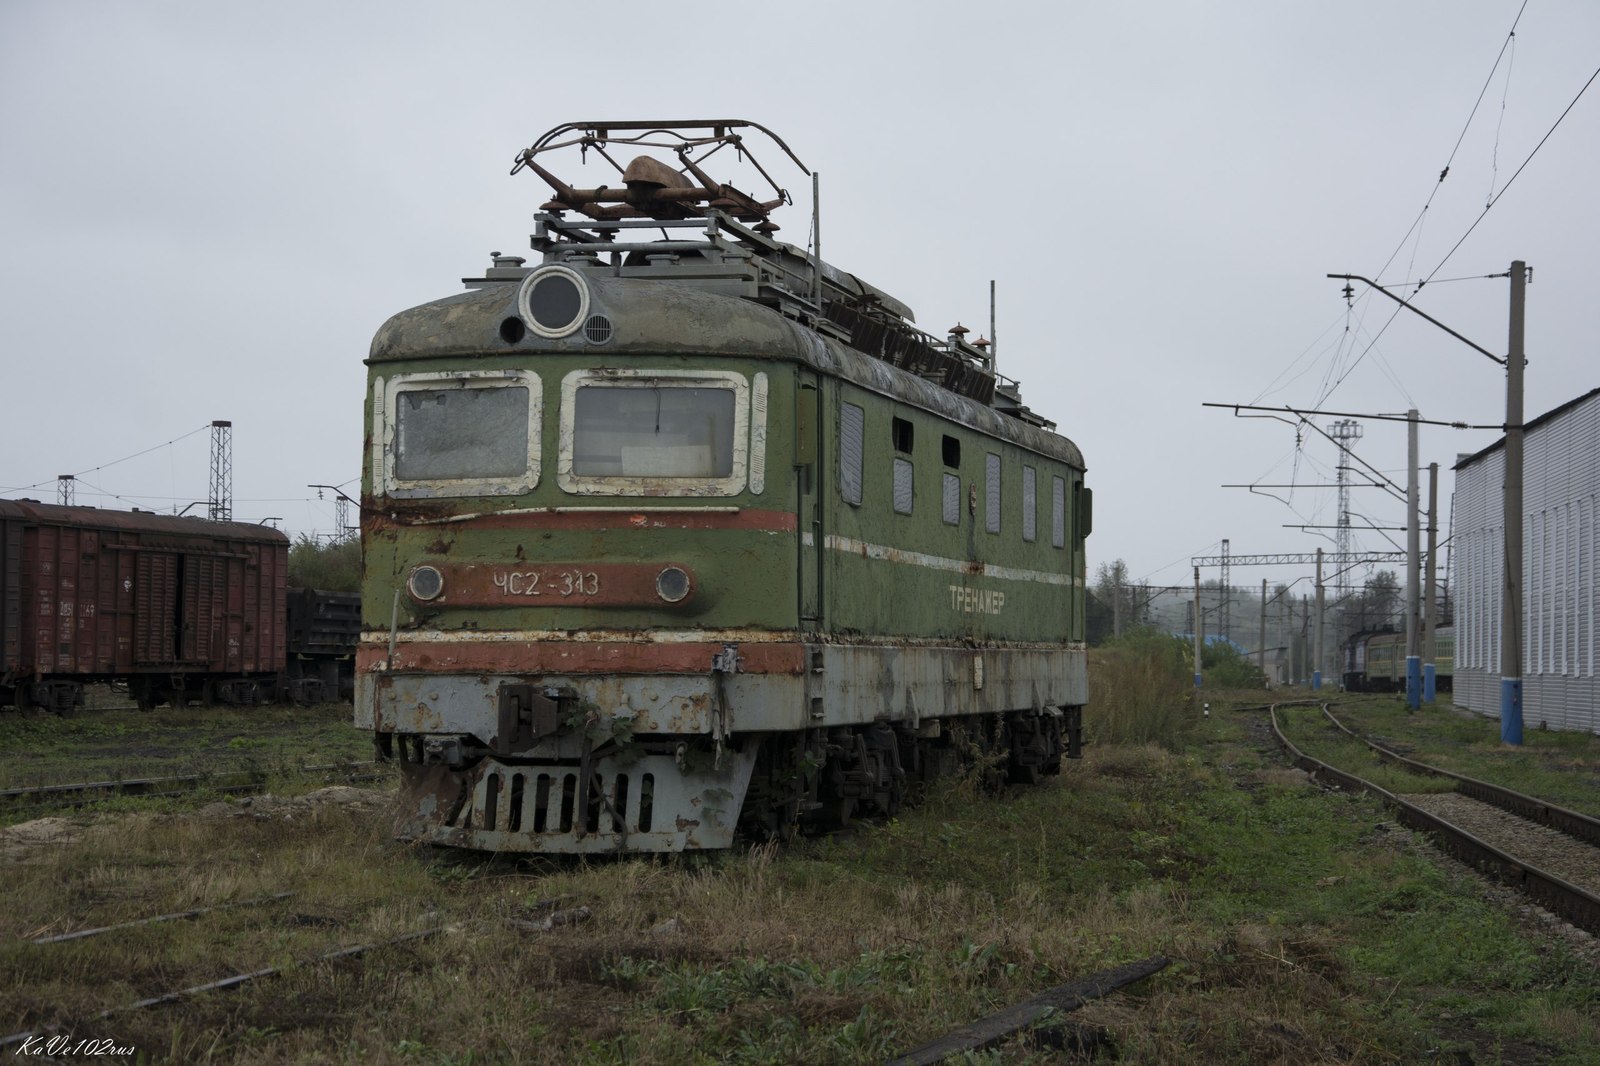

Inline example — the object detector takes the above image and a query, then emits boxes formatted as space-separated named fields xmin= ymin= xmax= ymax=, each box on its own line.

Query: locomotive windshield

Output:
xmin=380 ymin=371 xmax=542 ymax=498
xmin=396 ymin=386 xmax=530 ymax=480
xmin=572 ymin=386 xmax=734 ymax=478
xmin=556 ymin=369 xmax=754 ymax=497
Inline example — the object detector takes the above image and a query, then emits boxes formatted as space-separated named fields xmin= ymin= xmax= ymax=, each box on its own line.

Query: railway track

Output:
xmin=0 ymin=761 xmax=391 ymax=814
xmin=1269 ymin=701 xmax=1600 ymax=937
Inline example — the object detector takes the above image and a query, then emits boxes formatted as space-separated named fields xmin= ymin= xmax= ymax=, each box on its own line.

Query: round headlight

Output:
xmin=655 ymin=566 xmax=691 ymax=603
xmin=408 ymin=565 xmax=445 ymax=602
xmin=517 ymin=266 xmax=589 ymax=338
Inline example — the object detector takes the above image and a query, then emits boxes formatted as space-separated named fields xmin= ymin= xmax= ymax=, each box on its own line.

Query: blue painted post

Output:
xmin=1501 ymin=678 xmax=1523 ymax=745
xmin=1423 ymin=663 xmax=1436 ymax=703
xmin=1406 ymin=655 xmax=1421 ymax=709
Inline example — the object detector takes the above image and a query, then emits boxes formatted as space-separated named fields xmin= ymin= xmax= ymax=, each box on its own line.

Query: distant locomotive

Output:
xmin=358 ymin=120 xmax=1091 ymax=853
xmin=0 ymin=499 xmax=357 ymax=711
xmin=1341 ymin=626 xmax=1455 ymax=693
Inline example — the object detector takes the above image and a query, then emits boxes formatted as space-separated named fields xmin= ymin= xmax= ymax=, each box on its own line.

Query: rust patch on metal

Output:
xmin=397 ymin=762 xmax=468 ymax=834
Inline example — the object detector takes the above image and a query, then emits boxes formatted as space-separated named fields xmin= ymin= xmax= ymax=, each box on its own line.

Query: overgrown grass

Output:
xmin=0 ymin=701 xmax=371 ymax=792
xmin=1087 ymin=630 xmax=1199 ymax=747
xmin=5 ymin=700 xmax=1599 ymax=1062
xmin=1329 ymin=696 xmax=1600 ymax=817
xmin=1274 ymin=703 xmax=1458 ymax=796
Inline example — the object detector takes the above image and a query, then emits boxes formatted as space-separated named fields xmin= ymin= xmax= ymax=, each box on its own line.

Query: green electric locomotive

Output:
xmin=357 ymin=121 xmax=1091 ymax=853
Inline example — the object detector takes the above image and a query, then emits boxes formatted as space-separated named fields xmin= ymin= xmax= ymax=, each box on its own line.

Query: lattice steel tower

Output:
xmin=1329 ymin=419 xmax=1363 ymax=638
xmin=208 ymin=420 xmax=233 ymax=522
xmin=1219 ymin=538 xmax=1231 ymax=642
xmin=57 ymin=475 xmax=75 ymax=506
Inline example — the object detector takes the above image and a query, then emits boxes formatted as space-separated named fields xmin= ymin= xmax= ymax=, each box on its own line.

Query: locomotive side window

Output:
xmin=840 ymin=402 xmax=865 ymax=506
xmin=892 ymin=417 xmax=914 ymax=454
xmin=892 ymin=458 xmax=914 ymax=515
xmin=1022 ymin=465 xmax=1037 ymax=543
xmin=557 ymin=369 xmax=753 ymax=496
xmin=382 ymin=371 xmax=541 ymax=498
xmin=985 ymin=453 xmax=1002 ymax=534
xmin=1051 ymin=476 xmax=1066 ymax=548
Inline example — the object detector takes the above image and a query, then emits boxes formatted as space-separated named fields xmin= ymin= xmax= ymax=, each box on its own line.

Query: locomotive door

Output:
xmin=796 ymin=372 xmax=823 ymax=626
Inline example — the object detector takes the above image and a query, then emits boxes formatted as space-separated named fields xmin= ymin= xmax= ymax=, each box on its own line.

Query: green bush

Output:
xmin=1088 ymin=628 xmax=1196 ymax=748
xmin=287 ymin=534 xmax=360 ymax=591
xmin=1202 ymin=640 xmax=1266 ymax=689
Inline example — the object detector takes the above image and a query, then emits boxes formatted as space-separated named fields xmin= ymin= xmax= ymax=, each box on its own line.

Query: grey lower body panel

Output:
xmin=359 ymin=639 xmax=1087 ymax=853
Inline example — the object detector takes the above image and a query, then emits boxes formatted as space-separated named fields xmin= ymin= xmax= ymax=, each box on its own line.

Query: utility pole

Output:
xmin=1282 ymin=589 xmax=1292 ymax=685
xmin=1406 ymin=409 xmax=1421 ymax=709
xmin=1324 ymin=266 xmax=1525 ymax=742
xmin=1220 ymin=539 xmax=1231 ymax=644
xmin=1314 ymin=548 xmax=1325 ymax=691
xmin=1502 ymin=261 xmax=1527 ymax=744
xmin=1193 ymin=566 xmax=1203 ymax=690
xmin=1259 ymin=578 xmax=1268 ymax=685
xmin=1424 ymin=462 xmax=1439 ymax=702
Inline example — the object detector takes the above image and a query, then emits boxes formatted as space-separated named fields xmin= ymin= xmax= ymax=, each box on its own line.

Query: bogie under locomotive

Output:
xmin=358 ymin=121 xmax=1091 ymax=852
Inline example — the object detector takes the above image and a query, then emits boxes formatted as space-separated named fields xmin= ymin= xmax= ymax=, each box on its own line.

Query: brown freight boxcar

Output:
xmin=0 ymin=500 xmax=288 ymax=712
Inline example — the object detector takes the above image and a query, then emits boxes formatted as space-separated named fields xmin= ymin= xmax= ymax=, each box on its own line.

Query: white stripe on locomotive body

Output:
xmin=801 ymin=532 xmax=1084 ymax=588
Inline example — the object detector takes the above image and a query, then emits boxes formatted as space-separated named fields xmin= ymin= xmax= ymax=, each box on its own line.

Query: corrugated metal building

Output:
xmin=1453 ymin=386 xmax=1600 ymax=734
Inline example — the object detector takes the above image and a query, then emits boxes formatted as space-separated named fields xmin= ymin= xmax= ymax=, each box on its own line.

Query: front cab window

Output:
xmin=558 ymin=369 xmax=750 ymax=496
xmin=381 ymin=371 xmax=541 ymax=498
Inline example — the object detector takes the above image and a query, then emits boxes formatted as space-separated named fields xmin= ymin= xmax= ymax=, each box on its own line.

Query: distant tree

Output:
xmin=287 ymin=534 xmax=360 ymax=591
xmin=1086 ymin=589 xmax=1114 ymax=646
xmin=1092 ymin=559 xmax=1135 ymax=638
xmin=1336 ymin=569 xmax=1401 ymax=644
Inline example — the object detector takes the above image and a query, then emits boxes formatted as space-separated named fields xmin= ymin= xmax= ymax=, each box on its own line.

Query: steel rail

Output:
xmin=886 ymin=955 xmax=1171 ymax=1065
xmin=0 ymin=762 xmax=389 ymax=811
xmin=0 ymin=927 xmax=442 ymax=1050
xmin=27 ymin=893 xmax=297 ymax=945
xmin=1318 ymin=703 xmax=1600 ymax=848
xmin=1269 ymin=703 xmax=1600 ymax=937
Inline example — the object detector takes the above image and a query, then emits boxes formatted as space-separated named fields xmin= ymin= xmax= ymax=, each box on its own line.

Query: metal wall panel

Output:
xmin=1454 ymin=390 xmax=1600 ymax=733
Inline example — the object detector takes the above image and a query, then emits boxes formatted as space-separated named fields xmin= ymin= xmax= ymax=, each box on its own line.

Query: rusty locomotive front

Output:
xmin=358 ymin=121 xmax=1091 ymax=852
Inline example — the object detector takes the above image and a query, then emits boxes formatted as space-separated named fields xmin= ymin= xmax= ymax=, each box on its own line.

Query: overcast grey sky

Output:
xmin=3 ymin=1 xmax=1596 ymax=600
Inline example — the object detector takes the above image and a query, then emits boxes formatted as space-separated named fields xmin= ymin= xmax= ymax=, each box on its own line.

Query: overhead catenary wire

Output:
xmin=1 ymin=423 xmax=213 ymax=494
xmin=1322 ymin=48 xmax=1599 ymax=409
xmin=1309 ymin=3 xmax=1532 ymax=411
